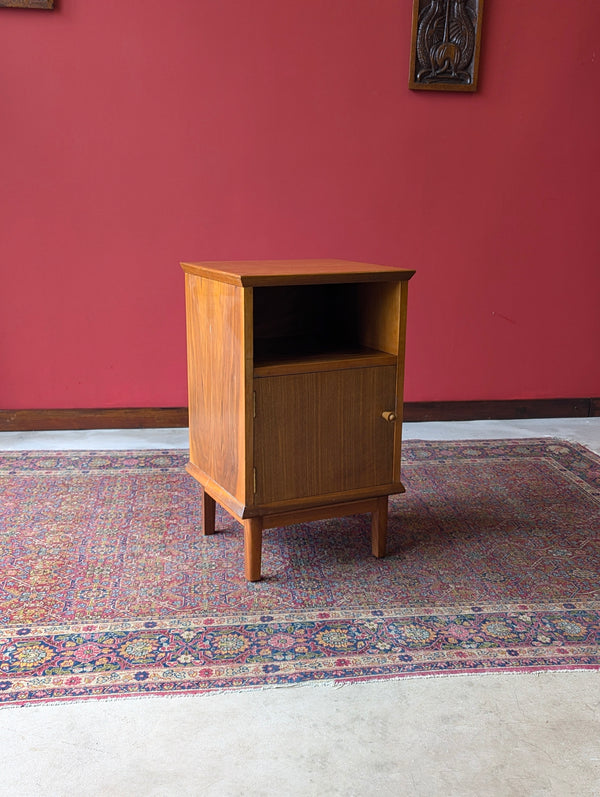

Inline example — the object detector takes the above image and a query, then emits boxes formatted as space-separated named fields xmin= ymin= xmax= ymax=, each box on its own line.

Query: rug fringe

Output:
xmin=4 ymin=665 xmax=599 ymax=711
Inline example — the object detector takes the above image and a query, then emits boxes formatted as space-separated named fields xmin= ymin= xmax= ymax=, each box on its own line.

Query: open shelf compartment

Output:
xmin=252 ymin=282 xmax=400 ymax=376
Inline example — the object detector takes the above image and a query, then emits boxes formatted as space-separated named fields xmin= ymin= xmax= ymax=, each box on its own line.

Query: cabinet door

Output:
xmin=253 ymin=366 xmax=397 ymax=504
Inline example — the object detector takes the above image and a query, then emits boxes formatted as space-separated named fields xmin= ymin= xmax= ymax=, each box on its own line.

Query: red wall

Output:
xmin=1 ymin=0 xmax=599 ymax=409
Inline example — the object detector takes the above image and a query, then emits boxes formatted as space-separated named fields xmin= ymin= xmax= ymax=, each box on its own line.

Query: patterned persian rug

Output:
xmin=1 ymin=439 xmax=599 ymax=707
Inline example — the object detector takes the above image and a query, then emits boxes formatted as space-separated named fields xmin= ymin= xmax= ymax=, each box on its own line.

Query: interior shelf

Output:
xmin=254 ymin=346 xmax=395 ymax=377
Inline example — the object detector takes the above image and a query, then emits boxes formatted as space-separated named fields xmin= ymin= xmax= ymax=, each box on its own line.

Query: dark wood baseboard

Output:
xmin=403 ymin=398 xmax=597 ymax=423
xmin=0 ymin=398 xmax=598 ymax=432
xmin=0 ymin=407 xmax=189 ymax=432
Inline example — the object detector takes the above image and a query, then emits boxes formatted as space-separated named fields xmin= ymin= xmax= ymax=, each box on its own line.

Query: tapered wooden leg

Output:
xmin=371 ymin=496 xmax=388 ymax=558
xmin=202 ymin=490 xmax=216 ymax=535
xmin=243 ymin=517 xmax=263 ymax=582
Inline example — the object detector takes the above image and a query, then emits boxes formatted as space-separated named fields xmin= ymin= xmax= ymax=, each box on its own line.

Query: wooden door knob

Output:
xmin=382 ymin=411 xmax=397 ymax=423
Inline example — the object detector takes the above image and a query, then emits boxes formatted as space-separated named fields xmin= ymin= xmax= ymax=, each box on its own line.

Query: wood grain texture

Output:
xmin=253 ymin=280 xmax=401 ymax=375
xmin=371 ymin=496 xmax=388 ymax=558
xmin=202 ymin=490 xmax=216 ymax=536
xmin=248 ymin=480 xmax=405 ymax=517
xmin=254 ymin=348 xmax=396 ymax=378
xmin=185 ymin=461 xmax=248 ymax=519
xmin=393 ymin=280 xmax=410 ymax=481
xmin=261 ymin=497 xmax=383 ymax=530
xmin=185 ymin=274 xmax=251 ymax=504
xmin=358 ymin=281 xmax=402 ymax=355
xmin=243 ymin=517 xmax=263 ymax=581
xmin=253 ymin=366 xmax=397 ymax=504
xmin=182 ymin=259 xmax=415 ymax=287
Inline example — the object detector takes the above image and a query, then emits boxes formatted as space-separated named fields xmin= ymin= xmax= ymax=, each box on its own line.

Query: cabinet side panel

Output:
xmin=358 ymin=282 xmax=401 ymax=355
xmin=185 ymin=274 xmax=249 ymax=503
xmin=393 ymin=280 xmax=410 ymax=481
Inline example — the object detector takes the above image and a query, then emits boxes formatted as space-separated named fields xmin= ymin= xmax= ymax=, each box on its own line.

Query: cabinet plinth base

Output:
xmin=202 ymin=489 xmax=391 ymax=581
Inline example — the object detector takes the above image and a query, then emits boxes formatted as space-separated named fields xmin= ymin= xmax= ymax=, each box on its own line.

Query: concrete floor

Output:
xmin=1 ymin=418 xmax=599 ymax=797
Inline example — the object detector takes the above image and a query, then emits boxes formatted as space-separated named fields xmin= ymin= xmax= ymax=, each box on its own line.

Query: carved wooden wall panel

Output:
xmin=409 ymin=0 xmax=484 ymax=92
xmin=0 ymin=1 xmax=54 ymax=7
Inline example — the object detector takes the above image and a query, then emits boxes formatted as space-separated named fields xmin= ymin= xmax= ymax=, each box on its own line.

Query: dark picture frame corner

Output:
xmin=0 ymin=0 xmax=54 ymax=8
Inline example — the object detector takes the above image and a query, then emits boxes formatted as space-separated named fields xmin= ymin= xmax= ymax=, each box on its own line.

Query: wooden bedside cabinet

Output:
xmin=181 ymin=259 xmax=415 ymax=581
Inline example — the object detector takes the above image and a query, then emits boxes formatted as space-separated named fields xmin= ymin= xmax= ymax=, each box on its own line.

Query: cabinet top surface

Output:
xmin=181 ymin=259 xmax=415 ymax=286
